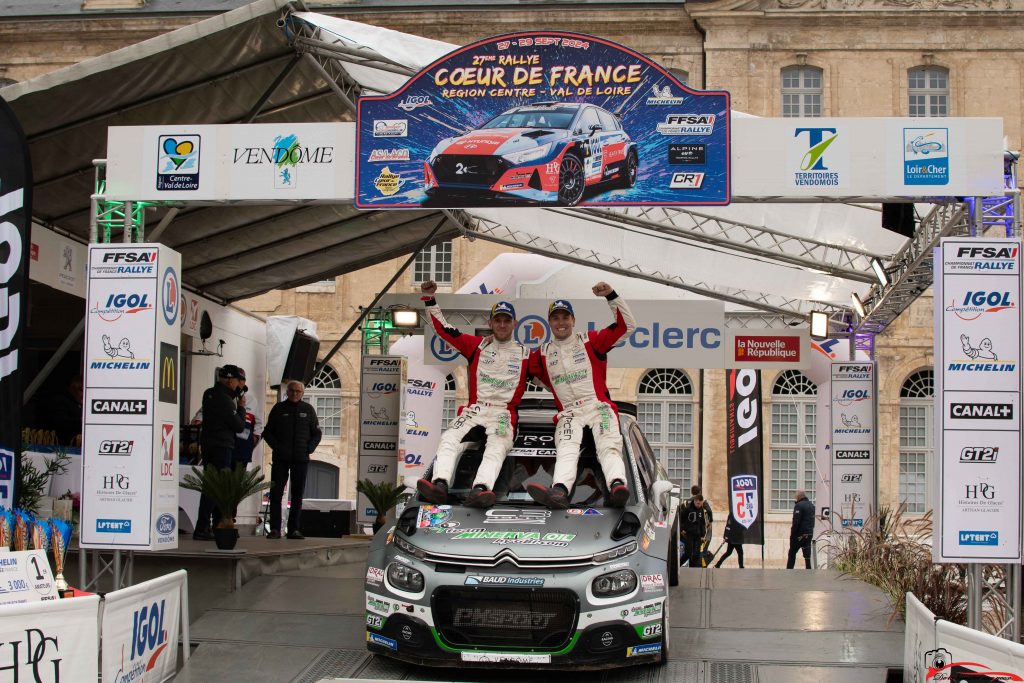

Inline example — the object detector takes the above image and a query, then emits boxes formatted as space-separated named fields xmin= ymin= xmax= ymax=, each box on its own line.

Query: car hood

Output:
xmin=397 ymin=504 xmax=638 ymax=561
xmin=443 ymin=128 xmax=564 ymax=156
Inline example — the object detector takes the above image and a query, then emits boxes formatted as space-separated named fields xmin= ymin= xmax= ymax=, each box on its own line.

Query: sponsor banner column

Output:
xmin=936 ymin=239 xmax=1022 ymax=562
xmin=81 ymin=244 xmax=180 ymax=550
xmin=100 ymin=570 xmax=185 ymax=683
xmin=0 ymin=98 xmax=32 ymax=510
xmin=0 ymin=593 xmax=100 ymax=680
xmin=830 ymin=362 xmax=876 ymax=530
xmin=398 ymin=364 xmax=447 ymax=483
xmin=358 ymin=356 xmax=402 ymax=527
xmin=725 ymin=369 xmax=764 ymax=544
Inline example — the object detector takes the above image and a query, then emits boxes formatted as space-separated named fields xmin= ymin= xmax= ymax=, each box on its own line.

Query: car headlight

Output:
xmin=592 ymin=569 xmax=637 ymax=598
xmin=502 ymin=143 xmax=552 ymax=165
xmin=594 ymin=541 xmax=637 ymax=564
xmin=387 ymin=561 xmax=425 ymax=592
xmin=393 ymin=535 xmax=426 ymax=559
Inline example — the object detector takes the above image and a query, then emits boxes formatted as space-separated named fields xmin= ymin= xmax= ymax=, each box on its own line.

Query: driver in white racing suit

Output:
xmin=526 ymin=282 xmax=636 ymax=509
xmin=416 ymin=280 xmax=530 ymax=508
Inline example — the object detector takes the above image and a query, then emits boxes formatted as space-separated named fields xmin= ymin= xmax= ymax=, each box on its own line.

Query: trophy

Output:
xmin=13 ymin=511 xmax=28 ymax=552
xmin=50 ymin=519 xmax=72 ymax=598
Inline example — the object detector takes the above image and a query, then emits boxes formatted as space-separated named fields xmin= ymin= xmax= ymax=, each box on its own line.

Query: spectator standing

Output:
xmin=714 ymin=515 xmax=745 ymax=569
xmin=262 ymin=381 xmax=322 ymax=540
xmin=679 ymin=494 xmax=710 ymax=568
xmin=194 ymin=365 xmax=247 ymax=541
xmin=786 ymin=489 xmax=816 ymax=569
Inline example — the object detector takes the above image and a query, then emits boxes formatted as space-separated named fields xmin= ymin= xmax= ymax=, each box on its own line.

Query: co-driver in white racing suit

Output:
xmin=526 ymin=282 xmax=636 ymax=509
xmin=416 ymin=280 xmax=530 ymax=508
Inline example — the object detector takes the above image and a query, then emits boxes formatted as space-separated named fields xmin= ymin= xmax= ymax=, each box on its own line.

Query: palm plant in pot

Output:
xmin=181 ymin=464 xmax=271 ymax=550
xmin=356 ymin=479 xmax=411 ymax=534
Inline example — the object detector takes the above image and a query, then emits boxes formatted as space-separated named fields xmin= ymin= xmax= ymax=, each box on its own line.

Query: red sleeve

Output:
xmin=427 ymin=302 xmax=482 ymax=359
xmin=527 ymin=348 xmax=552 ymax=390
xmin=589 ymin=306 xmax=629 ymax=355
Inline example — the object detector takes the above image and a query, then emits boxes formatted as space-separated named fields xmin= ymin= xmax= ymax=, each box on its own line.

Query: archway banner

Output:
xmin=355 ymin=31 xmax=730 ymax=208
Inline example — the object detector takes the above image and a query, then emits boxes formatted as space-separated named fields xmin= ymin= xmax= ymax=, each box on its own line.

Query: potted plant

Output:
xmin=356 ymin=479 xmax=411 ymax=534
xmin=181 ymin=464 xmax=271 ymax=550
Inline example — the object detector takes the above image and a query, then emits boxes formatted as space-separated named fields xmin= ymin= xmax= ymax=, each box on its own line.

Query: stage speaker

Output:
xmin=282 ymin=330 xmax=320 ymax=384
xmin=882 ymin=203 xmax=916 ymax=238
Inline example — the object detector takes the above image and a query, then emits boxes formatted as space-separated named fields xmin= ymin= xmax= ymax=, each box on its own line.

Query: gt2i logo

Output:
xmin=366 ymin=613 xmax=384 ymax=629
xmin=640 ymin=623 xmax=662 ymax=639
xmin=99 ymin=440 xmax=134 ymax=455
xmin=961 ymin=446 xmax=998 ymax=463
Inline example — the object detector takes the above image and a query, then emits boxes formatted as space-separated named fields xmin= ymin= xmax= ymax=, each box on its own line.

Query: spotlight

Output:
xmin=870 ymin=258 xmax=889 ymax=287
xmin=810 ymin=311 xmax=829 ymax=339
xmin=851 ymin=293 xmax=866 ymax=318
xmin=391 ymin=308 xmax=419 ymax=328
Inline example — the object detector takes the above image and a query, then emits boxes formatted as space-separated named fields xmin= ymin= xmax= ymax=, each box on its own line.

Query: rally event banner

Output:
xmin=0 ymin=97 xmax=31 ymax=509
xmin=356 ymin=31 xmax=730 ymax=208
xmin=725 ymin=369 xmax=764 ymax=544
xmin=829 ymin=362 xmax=876 ymax=531
xmin=357 ymin=356 xmax=402 ymax=527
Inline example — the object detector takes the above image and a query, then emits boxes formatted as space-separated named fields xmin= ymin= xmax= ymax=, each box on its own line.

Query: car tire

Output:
xmin=557 ymin=153 xmax=585 ymax=206
xmin=618 ymin=149 xmax=638 ymax=189
xmin=668 ymin=515 xmax=680 ymax=587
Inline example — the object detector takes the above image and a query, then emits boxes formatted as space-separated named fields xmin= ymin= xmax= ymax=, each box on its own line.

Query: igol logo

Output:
xmin=946 ymin=290 xmax=1016 ymax=321
xmin=515 ymin=315 xmax=550 ymax=346
xmin=430 ymin=335 xmax=460 ymax=362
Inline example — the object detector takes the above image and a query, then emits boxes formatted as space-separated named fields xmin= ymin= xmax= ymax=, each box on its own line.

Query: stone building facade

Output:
xmin=3 ymin=0 xmax=1020 ymax=558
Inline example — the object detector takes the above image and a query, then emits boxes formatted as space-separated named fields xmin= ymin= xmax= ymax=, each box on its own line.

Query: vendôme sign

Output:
xmin=356 ymin=31 xmax=730 ymax=208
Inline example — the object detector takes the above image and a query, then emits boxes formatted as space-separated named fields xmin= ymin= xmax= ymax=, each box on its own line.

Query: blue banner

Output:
xmin=356 ymin=31 xmax=730 ymax=208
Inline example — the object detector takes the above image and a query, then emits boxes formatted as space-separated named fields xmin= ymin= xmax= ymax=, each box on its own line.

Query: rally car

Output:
xmin=423 ymin=102 xmax=638 ymax=206
xmin=363 ymin=401 xmax=681 ymax=669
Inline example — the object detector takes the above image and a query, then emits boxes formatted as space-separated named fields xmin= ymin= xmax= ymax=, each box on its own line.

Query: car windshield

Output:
xmin=436 ymin=423 xmax=636 ymax=507
xmin=481 ymin=109 xmax=575 ymax=130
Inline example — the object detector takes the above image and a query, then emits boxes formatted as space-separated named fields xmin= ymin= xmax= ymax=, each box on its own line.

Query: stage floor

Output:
xmin=171 ymin=550 xmax=904 ymax=683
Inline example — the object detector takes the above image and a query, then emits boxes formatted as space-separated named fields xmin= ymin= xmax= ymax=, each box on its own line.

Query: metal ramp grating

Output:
xmin=709 ymin=662 xmax=755 ymax=683
xmin=291 ymin=648 xmax=369 ymax=683
xmin=658 ymin=661 xmax=703 ymax=681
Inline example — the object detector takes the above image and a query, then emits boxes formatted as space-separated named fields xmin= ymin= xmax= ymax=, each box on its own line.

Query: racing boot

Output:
xmin=417 ymin=478 xmax=449 ymax=505
xmin=464 ymin=484 xmax=496 ymax=509
xmin=527 ymin=483 xmax=570 ymax=510
xmin=608 ymin=479 xmax=630 ymax=508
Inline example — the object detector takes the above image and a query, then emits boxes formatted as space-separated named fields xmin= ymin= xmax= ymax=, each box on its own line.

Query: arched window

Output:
xmin=770 ymin=370 xmax=818 ymax=511
xmin=900 ymin=369 xmax=934 ymax=513
xmin=637 ymin=369 xmax=695 ymax=487
xmin=908 ymin=66 xmax=948 ymax=117
xmin=782 ymin=65 xmax=822 ymax=117
xmin=307 ymin=364 xmax=341 ymax=438
xmin=442 ymin=374 xmax=458 ymax=430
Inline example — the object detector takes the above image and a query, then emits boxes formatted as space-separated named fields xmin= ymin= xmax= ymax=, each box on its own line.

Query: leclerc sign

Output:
xmin=355 ymin=31 xmax=730 ymax=208
xmin=422 ymin=298 xmax=809 ymax=370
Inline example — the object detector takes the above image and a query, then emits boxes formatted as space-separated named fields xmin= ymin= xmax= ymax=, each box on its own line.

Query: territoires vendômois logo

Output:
xmin=157 ymin=135 xmax=200 ymax=191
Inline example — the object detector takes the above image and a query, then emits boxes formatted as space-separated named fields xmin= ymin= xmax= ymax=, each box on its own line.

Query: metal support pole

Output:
xmin=1012 ymin=563 xmax=1022 ymax=642
xmin=967 ymin=564 xmax=982 ymax=630
xmin=113 ymin=550 xmax=121 ymax=588
xmin=318 ymin=217 xmax=447 ymax=370
xmin=123 ymin=201 xmax=133 ymax=243
xmin=127 ymin=550 xmax=133 ymax=587
xmin=79 ymin=548 xmax=86 ymax=589
xmin=180 ymin=574 xmax=191 ymax=663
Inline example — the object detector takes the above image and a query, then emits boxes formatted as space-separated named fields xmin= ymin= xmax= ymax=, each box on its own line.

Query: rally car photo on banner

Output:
xmin=362 ymin=402 xmax=682 ymax=669
xmin=356 ymin=31 xmax=730 ymax=208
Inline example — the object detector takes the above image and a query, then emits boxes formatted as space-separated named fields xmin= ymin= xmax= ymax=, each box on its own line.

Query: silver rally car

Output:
xmin=363 ymin=402 xmax=681 ymax=669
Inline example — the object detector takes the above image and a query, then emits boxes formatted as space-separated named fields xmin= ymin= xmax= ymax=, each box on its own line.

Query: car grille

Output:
xmin=423 ymin=547 xmax=604 ymax=569
xmin=433 ymin=587 xmax=578 ymax=649
xmin=431 ymin=154 xmax=507 ymax=186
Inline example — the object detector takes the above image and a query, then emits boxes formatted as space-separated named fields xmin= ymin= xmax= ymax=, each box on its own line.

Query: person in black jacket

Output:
xmin=262 ymin=380 xmax=322 ymax=540
xmin=679 ymin=494 xmax=711 ymax=568
xmin=194 ymin=365 xmax=248 ymax=540
xmin=786 ymin=489 xmax=816 ymax=569
xmin=714 ymin=514 xmax=745 ymax=569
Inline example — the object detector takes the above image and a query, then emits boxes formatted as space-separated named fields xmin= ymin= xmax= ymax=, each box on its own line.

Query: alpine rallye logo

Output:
xmin=656 ymin=114 xmax=715 ymax=136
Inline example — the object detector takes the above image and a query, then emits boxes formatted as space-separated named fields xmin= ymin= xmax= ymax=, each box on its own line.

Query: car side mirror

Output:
xmin=589 ymin=124 xmax=602 ymax=136
xmin=650 ymin=479 xmax=673 ymax=515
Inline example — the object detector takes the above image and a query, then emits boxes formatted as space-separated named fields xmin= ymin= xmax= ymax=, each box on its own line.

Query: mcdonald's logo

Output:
xmin=159 ymin=342 xmax=178 ymax=404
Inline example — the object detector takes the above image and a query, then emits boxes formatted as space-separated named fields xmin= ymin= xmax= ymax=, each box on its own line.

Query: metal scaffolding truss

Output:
xmin=572 ymin=207 xmax=884 ymax=285
xmin=443 ymin=208 xmax=846 ymax=320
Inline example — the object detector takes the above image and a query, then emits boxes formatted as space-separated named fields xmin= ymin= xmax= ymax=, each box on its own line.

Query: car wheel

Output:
xmin=619 ymin=149 xmax=638 ymax=189
xmin=557 ymin=154 xmax=585 ymax=206
xmin=668 ymin=515 xmax=680 ymax=587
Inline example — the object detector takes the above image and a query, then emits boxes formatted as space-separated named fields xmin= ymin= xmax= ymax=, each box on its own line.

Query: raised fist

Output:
xmin=592 ymin=281 xmax=613 ymax=297
xmin=421 ymin=280 xmax=438 ymax=296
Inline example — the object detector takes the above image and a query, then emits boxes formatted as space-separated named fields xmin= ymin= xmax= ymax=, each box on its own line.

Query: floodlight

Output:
xmin=391 ymin=308 xmax=419 ymax=328
xmin=810 ymin=311 xmax=829 ymax=339
xmin=851 ymin=293 xmax=867 ymax=318
xmin=870 ymin=258 xmax=889 ymax=287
